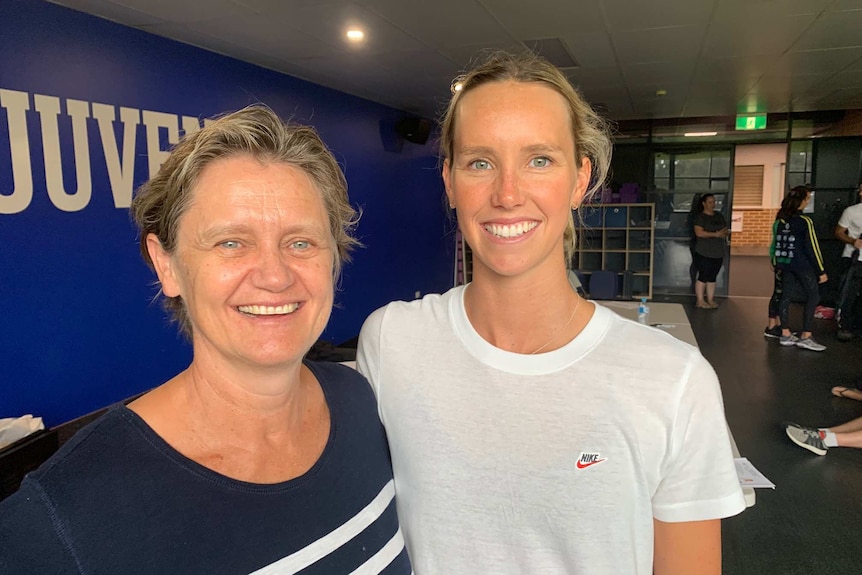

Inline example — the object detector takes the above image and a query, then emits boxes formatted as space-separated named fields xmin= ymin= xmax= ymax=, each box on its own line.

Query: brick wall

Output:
xmin=731 ymin=208 xmax=777 ymax=248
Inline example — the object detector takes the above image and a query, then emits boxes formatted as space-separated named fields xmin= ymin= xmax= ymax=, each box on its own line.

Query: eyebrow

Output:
xmin=196 ymin=222 xmax=328 ymax=243
xmin=458 ymin=143 xmax=566 ymax=156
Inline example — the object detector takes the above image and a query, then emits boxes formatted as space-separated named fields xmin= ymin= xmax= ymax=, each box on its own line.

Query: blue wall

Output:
xmin=0 ymin=0 xmax=454 ymax=427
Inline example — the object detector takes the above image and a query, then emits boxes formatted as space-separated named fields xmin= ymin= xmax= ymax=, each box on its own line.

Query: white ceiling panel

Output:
xmin=481 ymin=0 xmax=605 ymax=37
xmin=109 ymin=0 xmax=251 ymax=23
xmin=559 ymin=32 xmax=618 ymax=69
xmin=600 ymin=0 xmax=714 ymax=31
xmin=703 ymin=15 xmax=814 ymax=60
xmin=358 ymin=0 xmax=516 ymax=48
xmin=793 ymin=9 xmax=862 ymax=50
xmin=51 ymin=0 xmax=164 ymax=26
xmin=47 ymin=0 xmax=862 ymax=120
xmin=612 ymin=26 xmax=704 ymax=66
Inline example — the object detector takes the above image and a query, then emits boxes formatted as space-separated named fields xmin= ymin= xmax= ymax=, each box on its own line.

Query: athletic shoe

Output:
xmin=764 ymin=326 xmax=782 ymax=339
xmin=796 ymin=337 xmax=826 ymax=352
xmin=785 ymin=424 xmax=827 ymax=455
xmin=779 ymin=334 xmax=799 ymax=346
xmin=837 ymin=329 xmax=855 ymax=342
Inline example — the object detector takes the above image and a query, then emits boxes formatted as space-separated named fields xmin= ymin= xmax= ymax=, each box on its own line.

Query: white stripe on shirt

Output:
xmin=249 ymin=480 xmax=398 ymax=575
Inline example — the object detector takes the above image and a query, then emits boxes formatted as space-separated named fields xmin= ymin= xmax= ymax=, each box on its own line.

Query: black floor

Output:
xmin=687 ymin=296 xmax=862 ymax=575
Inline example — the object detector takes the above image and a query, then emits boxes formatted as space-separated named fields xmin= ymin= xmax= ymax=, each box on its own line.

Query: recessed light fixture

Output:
xmin=346 ymin=29 xmax=364 ymax=41
xmin=684 ymin=131 xmax=718 ymax=137
xmin=656 ymin=89 xmax=667 ymax=96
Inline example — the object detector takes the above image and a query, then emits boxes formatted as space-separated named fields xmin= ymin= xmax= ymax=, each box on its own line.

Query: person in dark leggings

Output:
xmin=763 ymin=267 xmax=783 ymax=338
xmin=772 ymin=185 xmax=828 ymax=351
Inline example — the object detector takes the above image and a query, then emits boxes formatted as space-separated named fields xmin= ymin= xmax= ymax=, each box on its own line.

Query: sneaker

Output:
xmin=785 ymin=424 xmax=827 ymax=455
xmin=764 ymin=326 xmax=782 ymax=339
xmin=796 ymin=337 xmax=826 ymax=352
xmin=837 ymin=329 xmax=855 ymax=342
xmin=779 ymin=334 xmax=799 ymax=346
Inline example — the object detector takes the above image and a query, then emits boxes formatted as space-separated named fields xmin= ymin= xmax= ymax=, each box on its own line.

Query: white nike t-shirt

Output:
xmin=357 ymin=285 xmax=745 ymax=575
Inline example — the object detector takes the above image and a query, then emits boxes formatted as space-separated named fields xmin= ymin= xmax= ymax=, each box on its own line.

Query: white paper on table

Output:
xmin=734 ymin=457 xmax=775 ymax=489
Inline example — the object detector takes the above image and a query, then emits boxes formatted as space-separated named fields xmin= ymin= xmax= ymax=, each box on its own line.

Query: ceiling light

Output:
xmin=655 ymin=89 xmax=667 ymax=97
xmin=346 ymin=29 xmax=364 ymax=41
xmin=684 ymin=131 xmax=718 ymax=137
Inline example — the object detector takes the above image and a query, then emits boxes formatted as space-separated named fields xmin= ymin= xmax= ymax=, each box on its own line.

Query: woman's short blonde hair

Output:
xmin=131 ymin=104 xmax=360 ymax=336
xmin=440 ymin=50 xmax=613 ymax=263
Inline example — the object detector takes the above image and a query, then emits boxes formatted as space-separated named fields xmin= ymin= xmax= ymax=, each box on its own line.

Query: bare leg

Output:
xmin=695 ymin=281 xmax=706 ymax=306
xmin=834 ymin=430 xmax=862 ymax=448
xmin=832 ymin=386 xmax=862 ymax=402
xmin=828 ymin=414 xmax=862 ymax=435
xmin=706 ymin=282 xmax=716 ymax=305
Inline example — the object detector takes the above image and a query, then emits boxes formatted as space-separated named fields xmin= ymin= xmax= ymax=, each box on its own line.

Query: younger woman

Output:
xmin=358 ymin=51 xmax=744 ymax=575
xmin=772 ymin=185 xmax=828 ymax=351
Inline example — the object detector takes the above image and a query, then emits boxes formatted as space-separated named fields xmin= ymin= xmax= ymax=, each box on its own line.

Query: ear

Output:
xmin=571 ymin=157 xmax=592 ymax=208
xmin=146 ymin=234 xmax=182 ymax=298
xmin=442 ymin=158 xmax=455 ymax=209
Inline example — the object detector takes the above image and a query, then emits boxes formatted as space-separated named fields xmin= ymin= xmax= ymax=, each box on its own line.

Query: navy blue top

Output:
xmin=771 ymin=212 xmax=825 ymax=273
xmin=0 ymin=361 xmax=411 ymax=575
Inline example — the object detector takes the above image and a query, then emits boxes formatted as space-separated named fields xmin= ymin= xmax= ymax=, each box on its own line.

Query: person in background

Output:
xmin=772 ymin=185 xmax=828 ymax=351
xmin=764 ymin=203 xmax=787 ymax=339
xmin=357 ymin=51 xmax=745 ymax=575
xmin=834 ymin=183 xmax=862 ymax=341
xmin=763 ymin=265 xmax=784 ymax=339
xmin=0 ymin=106 xmax=411 ymax=574
xmin=786 ymin=414 xmax=862 ymax=455
xmin=692 ymin=193 xmax=729 ymax=309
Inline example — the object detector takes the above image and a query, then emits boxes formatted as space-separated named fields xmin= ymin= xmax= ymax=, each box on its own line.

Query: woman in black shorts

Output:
xmin=692 ymin=193 xmax=729 ymax=308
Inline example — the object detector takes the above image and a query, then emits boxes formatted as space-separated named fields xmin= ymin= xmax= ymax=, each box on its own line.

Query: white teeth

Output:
xmin=485 ymin=221 xmax=538 ymax=238
xmin=237 ymin=304 xmax=299 ymax=316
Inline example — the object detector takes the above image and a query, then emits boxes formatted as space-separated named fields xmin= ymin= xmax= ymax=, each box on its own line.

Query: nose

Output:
xmin=251 ymin=245 xmax=295 ymax=291
xmin=491 ymin=167 xmax=525 ymax=209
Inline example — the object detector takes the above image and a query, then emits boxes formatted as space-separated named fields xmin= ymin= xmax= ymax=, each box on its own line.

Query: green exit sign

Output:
xmin=736 ymin=114 xmax=767 ymax=130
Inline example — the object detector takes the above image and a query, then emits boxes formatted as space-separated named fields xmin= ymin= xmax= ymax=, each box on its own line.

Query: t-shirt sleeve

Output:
xmin=651 ymin=352 xmax=746 ymax=522
xmin=0 ymin=479 xmax=79 ymax=572
xmin=357 ymin=306 xmax=387 ymax=420
xmin=838 ymin=206 xmax=853 ymax=230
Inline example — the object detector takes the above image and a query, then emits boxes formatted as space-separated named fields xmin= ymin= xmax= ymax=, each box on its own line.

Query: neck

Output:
xmin=464 ymin=269 xmax=588 ymax=354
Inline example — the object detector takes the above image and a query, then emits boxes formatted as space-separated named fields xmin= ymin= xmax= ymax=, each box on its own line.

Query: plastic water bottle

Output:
xmin=637 ymin=297 xmax=650 ymax=325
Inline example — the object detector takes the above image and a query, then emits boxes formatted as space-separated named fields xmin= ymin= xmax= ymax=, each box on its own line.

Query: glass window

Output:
xmin=674 ymin=155 xmax=711 ymax=178
xmin=654 ymin=154 xmax=670 ymax=178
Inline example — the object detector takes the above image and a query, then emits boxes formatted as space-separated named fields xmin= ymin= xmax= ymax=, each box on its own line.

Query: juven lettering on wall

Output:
xmin=0 ymin=88 xmax=209 ymax=214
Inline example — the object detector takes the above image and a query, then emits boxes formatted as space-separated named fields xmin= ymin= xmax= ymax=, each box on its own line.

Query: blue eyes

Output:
xmin=468 ymin=157 xmax=552 ymax=170
xmin=217 ymin=240 xmax=311 ymax=251
xmin=530 ymin=157 xmax=551 ymax=168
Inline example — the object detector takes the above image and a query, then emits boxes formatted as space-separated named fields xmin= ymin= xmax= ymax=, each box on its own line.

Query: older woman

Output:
xmin=0 ymin=106 xmax=411 ymax=574
xmin=692 ymin=193 xmax=729 ymax=309
xmin=357 ymin=52 xmax=744 ymax=575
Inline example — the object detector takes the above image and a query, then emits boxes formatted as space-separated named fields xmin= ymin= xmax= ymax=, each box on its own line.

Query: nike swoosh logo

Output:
xmin=576 ymin=458 xmax=607 ymax=469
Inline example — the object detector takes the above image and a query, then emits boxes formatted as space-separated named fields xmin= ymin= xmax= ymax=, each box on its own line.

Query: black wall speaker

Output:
xmin=395 ymin=117 xmax=432 ymax=145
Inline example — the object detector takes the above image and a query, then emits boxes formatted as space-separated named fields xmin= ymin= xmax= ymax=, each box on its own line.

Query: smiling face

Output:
xmin=147 ymin=154 xmax=334 ymax=370
xmin=443 ymin=80 xmax=590 ymax=282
